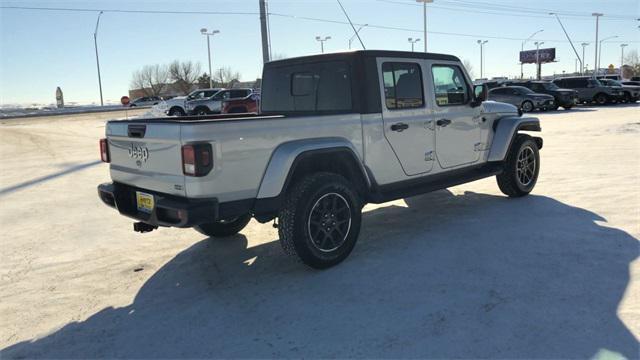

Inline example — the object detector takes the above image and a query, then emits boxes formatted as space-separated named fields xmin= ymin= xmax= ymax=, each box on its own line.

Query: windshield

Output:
xmin=588 ymin=79 xmax=602 ymax=87
xmin=608 ymin=80 xmax=623 ymax=86
xmin=543 ymin=82 xmax=559 ymax=90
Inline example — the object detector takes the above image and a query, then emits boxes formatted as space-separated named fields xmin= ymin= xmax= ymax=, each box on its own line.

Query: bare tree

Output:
xmin=212 ymin=66 xmax=241 ymax=87
xmin=169 ymin=60 xmax=202 ymax=95
xmin=130 ymin=64 xmax=170 ymax=96
xmin=462 ymin=59 xmax=475 ymax=80
xmin=624 ymin=50 xmax=640 ymax=76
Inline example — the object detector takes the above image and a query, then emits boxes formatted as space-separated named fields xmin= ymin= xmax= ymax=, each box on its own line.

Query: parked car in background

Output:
xmin=621 ymin=81 xmax=640 ymax=86
xmin=164 ymin=88 xmax=224 ymax=116
xmin=509 ymin=81 xmax=578 ymax=110
xmin=221 ymin=92 xmax=260 ymax=114
xmin=488 ymin=86 xmax=555 ymax=112
xmin=598 ymin=78 xmax=640 ymax=103
xmin=129 ymin=96 xmax=162 ymax=107
xmin=186 ymin=88 xmax=253 ymax=115
xmin=552 ymin=77 xmax=622 ymax=105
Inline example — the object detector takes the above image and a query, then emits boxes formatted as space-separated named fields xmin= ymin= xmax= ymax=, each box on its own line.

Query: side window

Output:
xmin=382 ymin=62 xmax=424 ymax=110
xmin=431 ymin=65 xmax=469 ymax=106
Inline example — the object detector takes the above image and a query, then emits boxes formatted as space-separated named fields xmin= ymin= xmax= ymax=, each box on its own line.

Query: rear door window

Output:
xmin=382 ymin=62 xmax=424 ymax=110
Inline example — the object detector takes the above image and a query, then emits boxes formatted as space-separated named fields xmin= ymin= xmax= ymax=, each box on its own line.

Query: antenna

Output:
xmin=336 ymin=0 xmax=365 ymax=50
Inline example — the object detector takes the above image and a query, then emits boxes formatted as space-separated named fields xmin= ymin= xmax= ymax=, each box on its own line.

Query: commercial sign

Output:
xmin=519 ymin=48 xmax=556 ymax=64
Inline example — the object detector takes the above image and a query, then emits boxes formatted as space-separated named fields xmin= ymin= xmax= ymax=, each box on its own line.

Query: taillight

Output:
xmin=99 ymin=138 xmax=110 ymax=163
xmin=181 ymin=143 xmax=213 ymax=177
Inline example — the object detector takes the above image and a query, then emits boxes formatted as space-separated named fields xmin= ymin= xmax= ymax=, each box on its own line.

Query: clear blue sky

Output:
xmin=1 ymin=0 xmax=638 ymax=105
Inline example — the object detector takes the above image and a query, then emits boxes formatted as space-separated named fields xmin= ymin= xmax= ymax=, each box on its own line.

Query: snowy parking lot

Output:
xmin=0 ymin=105 xmax=638 ymax=358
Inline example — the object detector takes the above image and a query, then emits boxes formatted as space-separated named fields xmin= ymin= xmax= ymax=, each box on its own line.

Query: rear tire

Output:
xmin=278 ymin=172 xmax=362 ymax=269
xmin=168 ymin=107 xmax=186 ymax=116
xmin=563 ymin=105 xmax=573 ymax=110
xmin=497 ymin=135 xmax=540 ymax=198
xmin=194 ymin=106 xmax=210 ymax=116
xmin=594 ymin=93 xmax=608 ymax=105
xmin=194 ymin=214 xmax=252 ymax=237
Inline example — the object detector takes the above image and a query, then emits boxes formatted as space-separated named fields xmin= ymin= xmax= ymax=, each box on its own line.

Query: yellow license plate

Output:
xmin=136 ymin=191 xmax=154 ymax=213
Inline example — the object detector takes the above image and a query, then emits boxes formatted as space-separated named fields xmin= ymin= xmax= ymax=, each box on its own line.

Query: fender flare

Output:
xmin=256 ymin=137 xmax=369 ymax=199
xmin=487 ymin=116 xmax=541 ymax=162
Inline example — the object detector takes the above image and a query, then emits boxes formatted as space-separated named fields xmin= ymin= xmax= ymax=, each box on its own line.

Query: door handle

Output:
xmin=390 ymin=123 xmax=409 ymax=132
xmin=436 ymin=119 xmax=452 ymax=127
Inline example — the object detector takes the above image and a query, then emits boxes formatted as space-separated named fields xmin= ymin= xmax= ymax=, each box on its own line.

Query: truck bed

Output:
xmin=110 ymin=113 xmax=284 ymax=124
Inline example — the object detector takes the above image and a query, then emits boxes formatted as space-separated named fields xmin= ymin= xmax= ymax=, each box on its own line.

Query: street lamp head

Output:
xmin=326 ymin=36 xmax=332 ymax=40
xmin=416 ymin=0 xmax=434 ymax=2
xmin=200 ymin=28 xmax=207 ymax=34
xmin=581 ymin=42 xmax=589 ymax=46
xmin=316 ymin=36 xmax=321 ymax=40
xmin=408 ymin=37 xmax=413 ymax=42
xmin=621 ymin=43 xmax=628 ymax=47
xmin=592 ymin=12 xmax=603 ymax=16
xmin=212 ymin=30 xmax=220 ymax=35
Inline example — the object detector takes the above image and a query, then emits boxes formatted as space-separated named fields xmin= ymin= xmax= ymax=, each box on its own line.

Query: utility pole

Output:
xmin=550 ymin=13 xmax=582 ymax=77
xmin=575 ymin=58 xmax=578 ymax=74
xmin=259 ymin=0 xmax=270 ymax=63
xmin=315 ymin=36 xmax=331 ymax=53
xmin=348 ymin=24 xmax=368 ymax=50
xmin=592 ymin=13 xmax=603 ymax=77
xmin=477 ymin=40 xmax=488 ymax=78
xmin=620 ymin=43 xmax=628 ymax=77
xmin=408 ymin=37 xmax=421 ymax=52
xmin=598 ymin=35 xmax=618 ymax=72
xmin=534 ymin=41 xmax=544 ymax=80
xmin=581 ymin=43 xmax=589 ymax=75
xmin=200 ymin=28 xmax=220 ymax=88
xmin=521 ymin=29 xmax=543 ymax=79
xmin=416 ymin=0 xmax=433 ymax=52
xmin=93 ymin=11 xmax=104 ymax=106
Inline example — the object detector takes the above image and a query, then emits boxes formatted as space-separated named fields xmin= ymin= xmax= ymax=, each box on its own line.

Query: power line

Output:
xmin=378 ymin=0 xmax=638 ymax=21
xmin=1 ymin=5 xmax=637 ymax=44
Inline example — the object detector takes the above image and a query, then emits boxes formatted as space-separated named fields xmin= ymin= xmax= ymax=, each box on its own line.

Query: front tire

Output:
xmin=194 ymin=214 xmax=252 ymax=237
xmin=497 ymin=135 xmax=540 ymax=198
xmin=278 ymin=172 xmax=362 ymax=269
xmin=521 ymin=100 xmax=534 ymax=113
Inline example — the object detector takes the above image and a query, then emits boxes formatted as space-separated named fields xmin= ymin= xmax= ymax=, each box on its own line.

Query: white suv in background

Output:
xmin=163 ymin=88 xmax=224 ymax=116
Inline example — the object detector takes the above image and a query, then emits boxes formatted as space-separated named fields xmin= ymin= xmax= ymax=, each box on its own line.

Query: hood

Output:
xmin=481 ymin=101 xmax=519 ymax=116
xmin=621 ymin=84 xmax=640 ymax=90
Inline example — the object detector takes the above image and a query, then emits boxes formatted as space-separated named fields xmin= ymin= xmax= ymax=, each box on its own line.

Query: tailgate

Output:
xmin=106 ymin=121 xmax=185 ymax=196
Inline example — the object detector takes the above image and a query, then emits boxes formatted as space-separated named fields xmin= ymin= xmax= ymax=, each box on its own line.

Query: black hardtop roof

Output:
xmin=265 ymin=50 xmax=460 ymax=67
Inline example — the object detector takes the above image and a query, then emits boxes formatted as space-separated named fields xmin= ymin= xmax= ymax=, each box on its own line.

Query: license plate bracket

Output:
xmin=136 ymin=191 xmax=155 ymax=213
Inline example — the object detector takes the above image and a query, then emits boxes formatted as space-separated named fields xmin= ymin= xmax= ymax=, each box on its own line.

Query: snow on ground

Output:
xmin=0 ymin=105 xmax=638 ymax=358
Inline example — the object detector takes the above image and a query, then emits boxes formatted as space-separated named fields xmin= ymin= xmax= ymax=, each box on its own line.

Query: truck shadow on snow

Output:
xmin=2 ymin=191 xmax=638 ymax=358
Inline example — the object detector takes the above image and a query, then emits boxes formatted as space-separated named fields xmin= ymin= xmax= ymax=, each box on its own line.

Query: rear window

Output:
xmin=261 ymin=61 xmax=352 ymax=113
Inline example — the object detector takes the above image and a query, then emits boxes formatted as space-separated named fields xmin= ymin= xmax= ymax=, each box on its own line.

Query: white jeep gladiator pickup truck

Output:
xmin=98 ymin=50 xmax=542 ymax=268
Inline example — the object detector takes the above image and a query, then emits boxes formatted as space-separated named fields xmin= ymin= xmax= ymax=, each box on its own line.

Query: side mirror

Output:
xmin=471 ymin=84 xmax=487 ymax=107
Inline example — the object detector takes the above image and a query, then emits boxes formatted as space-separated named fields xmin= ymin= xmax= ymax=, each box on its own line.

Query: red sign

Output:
xmin=121 ymin=96 xmax=130 ymax=106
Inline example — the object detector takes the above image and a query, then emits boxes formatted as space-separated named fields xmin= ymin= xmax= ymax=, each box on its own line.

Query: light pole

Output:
xmin=620 ymin=43 xmax=628 ymax=77
xmin=416 ymin=0 xmax=433 ymax=52
xmin=93 ymin=11 xmax=104 ymax=106
xmin=408 ymin=38 xmax=421 ymax=52
xmin=477 ymin=40 xmax=488 ymax=78
xmin=581 ymin=42 xmax=589 ymax=75
xmin=534 ymin=41 xmax=544 ymax=80
xmin=315 ymin=36 xmax=331 ymax=53
xmin=200 ymin=28 xmax=220 ymax=88
xmin=598 ymin=35 xmax=618 ymax=73
xmin=575 ymin=58 xmax=578 ymax=74
xmin=348 ymin=24 xmax=368 ymax=50
xmin=521 ymin=29 xmax=544 ymax=79
xmin=592 ymin=13 xmax=603 ymax=77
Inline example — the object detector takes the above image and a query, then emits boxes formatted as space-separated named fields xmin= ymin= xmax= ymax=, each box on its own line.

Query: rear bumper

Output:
xmin=97 ymin=182 xmax=218 ymax=228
